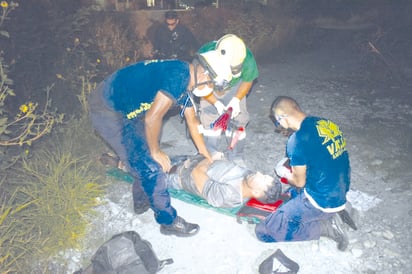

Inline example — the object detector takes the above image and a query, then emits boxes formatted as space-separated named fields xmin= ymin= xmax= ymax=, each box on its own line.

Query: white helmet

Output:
xmin=215 ymin=34 xmax=246 ymax=76
xmin=197 ymin=50 xmax=232 ymax=93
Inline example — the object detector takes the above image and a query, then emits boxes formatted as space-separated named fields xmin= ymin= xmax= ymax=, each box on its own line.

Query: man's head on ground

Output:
xmin=269 ymin=96 xmax=306 ymax=132
xmin=190 ymin=51 xmax=232 ymax=97
xmin=165 ymin=10 xmax=179 ymax=30
xmin=215 ymin=34 xmax=246 ymax=77
xmin=245 ymin=172 xmax=281 ymax=203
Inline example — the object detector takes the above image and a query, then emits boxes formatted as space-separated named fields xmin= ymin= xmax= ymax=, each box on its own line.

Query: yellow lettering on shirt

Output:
xmin=126 ymin=102 xmax=152 ymax=119
xmin=317 ymin=120 xmax=347 ymax=159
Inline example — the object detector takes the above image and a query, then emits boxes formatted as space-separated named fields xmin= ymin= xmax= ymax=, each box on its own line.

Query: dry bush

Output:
xmin=86 ymin=6 xmax=303 ymax=64
xmin=190 ymin=6 xmax=301 ymax=57
xmin=0 ymin=117 xmax=107 ymax=273
xmin=179 ymin=6 xmax=301 ymax=58
xmin=0 ymin=184 xmax=36 ymax=274
xmin=127 ymin=10 xmax=155 ymax=58
xmin=95 ymin=17 xmax=134 ymax=71
xmin=19 ymin=149 xmax=104 ymax=254
xmin=182 ymin=7 xmax=238 ymax=44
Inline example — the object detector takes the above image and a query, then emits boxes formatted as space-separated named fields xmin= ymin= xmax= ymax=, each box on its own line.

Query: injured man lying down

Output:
xmin=166 ymin=155 xmax=282 ymax=208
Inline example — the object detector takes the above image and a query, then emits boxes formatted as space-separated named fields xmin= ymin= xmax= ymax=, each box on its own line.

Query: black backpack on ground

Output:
xmin=258 ymin=249 xmax=299 ymax=274
xmin=76 ymin=231 xmax=173 ymax=274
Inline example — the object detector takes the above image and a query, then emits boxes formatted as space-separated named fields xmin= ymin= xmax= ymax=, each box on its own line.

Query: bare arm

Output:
xmin=145 ymin=91 xmax=173 ymax=172
xmin=288 ymin=165 xmax=307 ymax=188
xmin=184 ymin=106 xmax=212 ymax=162
xmin=235 ymin=81 xmax=253 ymax=99
xmin=203 ymin=92 xmax=218 ymax=104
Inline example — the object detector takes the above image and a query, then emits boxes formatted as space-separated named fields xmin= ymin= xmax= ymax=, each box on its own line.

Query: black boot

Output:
xmin=320 ymin=214 xmax=349 ymax=251
xmin=160 ymin=216 xmax=200 ymax=237
xmin=338 ymin=201 xmax=358 ymax=230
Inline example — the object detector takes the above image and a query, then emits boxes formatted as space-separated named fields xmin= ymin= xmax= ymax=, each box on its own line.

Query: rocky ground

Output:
xmin=52 ymin=38 xmax=412 ymax=274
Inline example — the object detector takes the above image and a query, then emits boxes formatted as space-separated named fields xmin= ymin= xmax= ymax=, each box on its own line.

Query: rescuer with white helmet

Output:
xmin=197 ymin=34 xmax=259 ymax=166
xmin=191 ymin=50 xmax=233 ymax=97
xmin=216 ymin=34 xmax=247 ymax=77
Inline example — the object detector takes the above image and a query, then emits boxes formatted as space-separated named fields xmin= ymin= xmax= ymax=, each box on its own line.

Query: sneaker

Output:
xmin=320 ymin=214 xmax=349 ymax=251
xmin=160 ymin=216 xmax=200 ymax=237
xmin=133 ymin=202 xmax=150 ymax=215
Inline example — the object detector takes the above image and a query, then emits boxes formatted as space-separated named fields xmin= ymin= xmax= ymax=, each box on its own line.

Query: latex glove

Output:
xmin=211 ymin=151 xmax=225 ymax=161
xmin=275 ymin=157 xmax=292 ymax=183
xmin=213 ymin=101 xmax=226 ymax=115
xmin=227 ymin=97 xmax=240 ymax=118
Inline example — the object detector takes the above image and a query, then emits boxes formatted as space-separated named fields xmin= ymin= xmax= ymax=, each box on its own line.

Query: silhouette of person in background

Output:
xmin=151 ymin=10 xmax=198 ymax=62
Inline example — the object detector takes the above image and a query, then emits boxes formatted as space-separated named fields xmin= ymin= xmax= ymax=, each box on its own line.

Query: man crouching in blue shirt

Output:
xmin=88 ymin=51 xmax=232 ymax=237
xmin=255 ymin=96 xmax=351 ymax=250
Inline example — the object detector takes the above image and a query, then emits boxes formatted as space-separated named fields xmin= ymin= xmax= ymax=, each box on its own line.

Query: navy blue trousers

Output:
xmin=255 ymin=189 xmax=332 ymax=242
xmin=88 ymin=86 xmax=177 ymax=225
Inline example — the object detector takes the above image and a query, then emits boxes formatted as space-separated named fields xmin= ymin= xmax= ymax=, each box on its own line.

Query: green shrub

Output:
xmin=0 ymin=183 xmax=36 ymax=273
xmin=0 ymin=117 xmax=108 ymax=273
xmin=19 ymin=148 xmax=105 ymax=255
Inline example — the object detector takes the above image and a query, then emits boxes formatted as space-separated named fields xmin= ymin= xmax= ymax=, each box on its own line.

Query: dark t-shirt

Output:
xmin=102 ymin=59 xmax=191 ymax=119
xmin=287 ymin=116 xmax=351 ymax=209
xmin=152 ymin=23 xmax=198 ymax=62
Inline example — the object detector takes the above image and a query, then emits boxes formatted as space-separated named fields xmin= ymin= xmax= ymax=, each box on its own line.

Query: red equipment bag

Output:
xmin=236 ymin=194 xmax=290 ymax=224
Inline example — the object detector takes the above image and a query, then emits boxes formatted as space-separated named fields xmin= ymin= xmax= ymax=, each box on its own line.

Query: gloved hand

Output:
xmin=213 ymin=100 xmax=226 ymax=115
xmin=211 ymin=151 xmax=225 ymax=161
xmin=275 ymin=157 xmax=292 ymax=182
xmin=227 ymin=97 xmax=240 ymax=118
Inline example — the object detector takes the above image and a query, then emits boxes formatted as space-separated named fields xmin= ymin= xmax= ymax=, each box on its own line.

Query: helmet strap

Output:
xmin=192 ymin=57 xmax=214 ymax=90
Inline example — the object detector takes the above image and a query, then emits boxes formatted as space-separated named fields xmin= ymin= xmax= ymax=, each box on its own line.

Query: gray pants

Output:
xmin=199 ymin=81 xmax=249 ymax=129
xmin=199 ymin=82 xmax=249 ymax=158
xmin=168 ymin=155 xmax=205 ymax=196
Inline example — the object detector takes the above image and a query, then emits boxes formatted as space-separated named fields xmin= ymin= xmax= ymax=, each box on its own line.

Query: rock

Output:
xmin=383 ymin=248 xmax=401 ymax=258
xmin=363 ymin=240 xmax=376 ymax=249
xmin=311 ymin=242 xmax=319 ymax=251
xmin=371 ymin=159 xmax=383 ymax=165
xmin=371 ymin=230 xmax=382 ymax=237
xmin=351 ymin=248 xmax=363 ymax=257
xmin=382 ymin=230 xmax=394 ymax=240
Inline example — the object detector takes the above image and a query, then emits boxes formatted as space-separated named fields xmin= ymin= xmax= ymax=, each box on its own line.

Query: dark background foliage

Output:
xmin=3 ymin=0 xmax=411 ymax=115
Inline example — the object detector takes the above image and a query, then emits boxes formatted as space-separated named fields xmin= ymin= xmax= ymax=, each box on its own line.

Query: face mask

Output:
xmin=192 ymin=85 xmax=213 ymax=97
xmin=191 ymin=62 xmax=214 ymax=97
xmin=231 ymin=63 xmax=243 ymax=78
xmin=213 ymin=78 xmax=229 ymax=91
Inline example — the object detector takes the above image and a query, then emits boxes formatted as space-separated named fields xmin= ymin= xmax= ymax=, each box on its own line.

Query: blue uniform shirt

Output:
xmin=286 ymin=116 xmax=350 ymax=210
xmin=102 ymin=59 xmax=191 ymax=119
